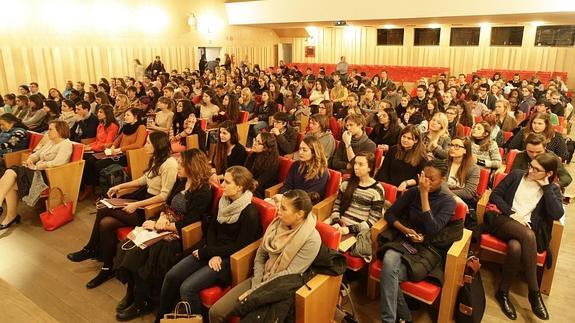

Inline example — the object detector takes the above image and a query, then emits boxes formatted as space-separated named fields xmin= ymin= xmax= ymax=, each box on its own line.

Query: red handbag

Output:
xmin=39 ymin=188 xmax=74 ymax=231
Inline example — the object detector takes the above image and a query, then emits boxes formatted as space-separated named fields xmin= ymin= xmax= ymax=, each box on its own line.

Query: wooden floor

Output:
xmin=0 ymin=167 xmax=574 ymax=323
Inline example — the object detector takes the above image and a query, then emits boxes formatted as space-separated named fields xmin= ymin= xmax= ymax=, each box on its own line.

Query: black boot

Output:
xmin=86 ymin=268 xmax=115 ymax=289
xmin=495 ymin=290 xmax=517 ymax=320
xmin=528 ymin=290 xmax=549 ymax=320
xmin=116 ymin=301 xmax=151 ymax=321
xmin=116 ymin=288 xmax=134 ymax=312
xmin=67 ymin=247 xmax=96 ymax=262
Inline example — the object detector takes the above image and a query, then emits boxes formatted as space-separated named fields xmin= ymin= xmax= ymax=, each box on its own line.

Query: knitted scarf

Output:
xmin=261 ymin=213 xmax=317 ymax=281
xmin=217 ymin=190 xmax=253 ymax=224
xmin=121 ymin=120 xmax=145 ymax=136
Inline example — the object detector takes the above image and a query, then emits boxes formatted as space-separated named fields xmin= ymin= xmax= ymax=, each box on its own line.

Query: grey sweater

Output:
xmin=251 ymin=228 xmax=321 ymax=290
xmin=471 ymin=141 xmax=502 ymax=169
xmin=446 ymin=163 xmax=480 ymax=201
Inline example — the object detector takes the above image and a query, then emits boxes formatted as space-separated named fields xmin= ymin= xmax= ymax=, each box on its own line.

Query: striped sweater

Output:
xmin=330 ymin=180 xmax=385 ymax=234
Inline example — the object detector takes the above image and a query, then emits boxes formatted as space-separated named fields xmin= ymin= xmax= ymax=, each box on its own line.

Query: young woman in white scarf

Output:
xmin=209 ymin=189 xmax=322 ymax=323
xmin=156 ymin=166 xmax=261 ymax=319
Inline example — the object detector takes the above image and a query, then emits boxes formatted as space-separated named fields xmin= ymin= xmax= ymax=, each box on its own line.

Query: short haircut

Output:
xmin=310 ymin=113 xmax=329 ymax=132
xmin=273 ymin=111 xmax=290 ymax=123
xmin=49 ymin=120 xmax=70 ymax=139
xmin=525 ymin=133 xmax=547 ymax=146
xmin=344 ymin=113 xmax=366 ymax=128
xmin=479 ymin=83 xmax=490 ymax=91
xmin=75 ymin=100 xmax=91 ymax=111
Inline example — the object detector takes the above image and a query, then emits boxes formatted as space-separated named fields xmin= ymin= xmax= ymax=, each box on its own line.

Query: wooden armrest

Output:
xmin=186 ymin=134 xmax=199 ymax=150
xmin=80 ymin=138 xmax=96 ymax=144
xmin=540 ymin=220 xmax=564 ymax=295
xmin=438 ymin=229 xmax=471 ymax=322
xmin=230 ymin=239 xmax=261 ymax=286
xmin=295 ymin=274 xmax=343 ymax=323
xmin=3 ymin=149 xmax=31 ymax=168
xmin=370 ymin=219 xmax=388 ymax=255
xmin=144 ymin=202 xmax=165 ymax=219
xmin=181 ymin=221 xmax=203 ymax=251
xmin=476 ymin=190 xmax=491 ymax=224
xmin=265 ymin=183 xmax=284 ymax=199
xmin=311 ymin=195 xmax=337 ymax=223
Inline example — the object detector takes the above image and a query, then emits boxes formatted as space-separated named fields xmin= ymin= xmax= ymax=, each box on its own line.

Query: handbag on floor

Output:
xmin=39 ymin=187 xmax=74 ymax=231
xmin=455 ymin=255 xmax=485 ymax=323
xmin=160 ymin=301 xmax=202 ymax=323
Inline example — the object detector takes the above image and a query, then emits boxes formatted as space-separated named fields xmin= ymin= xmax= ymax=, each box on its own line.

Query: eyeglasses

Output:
xmin=445 ymin=111 xmax=457 ymax=115
xmin=448 ymin=143 xmax=465 ymax=149
xmin=528 ymin=163 xmax=546 ymax=172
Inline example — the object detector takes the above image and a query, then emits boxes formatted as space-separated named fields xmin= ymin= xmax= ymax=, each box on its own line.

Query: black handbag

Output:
xmin=455 ymin=255 xmax=485 ymax=323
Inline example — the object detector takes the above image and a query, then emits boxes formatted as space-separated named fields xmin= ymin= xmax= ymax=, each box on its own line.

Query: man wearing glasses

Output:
xmin=511 ymin=133 xmax=571 ymax=189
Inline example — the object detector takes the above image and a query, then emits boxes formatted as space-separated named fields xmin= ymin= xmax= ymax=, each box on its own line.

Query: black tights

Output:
xmin=492 ymin=216 xmax=539 ymax=292
xmin=85 ymin=208 xmax=144 ymax=268
xmin=124 ymin=271 xmax=151 ymax=305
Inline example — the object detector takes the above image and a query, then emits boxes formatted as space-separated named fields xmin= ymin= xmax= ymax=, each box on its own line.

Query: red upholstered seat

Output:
xmin=480 ymin=234 xmax=546 ymax=266
xmin=70 ymin=143 xmax=85 ymax=162
xmin=116 ymin=226 xmax=133 ymax=241
xmin=324 ymin=169 xmax=341 ymax=198
xmin=493 ymin=172 xmax=507 ymax=188
xmin=278 ymin=156 xmax=294 ymax=182
xmin=316 ymin=222 xmax=340 ymax=250
xmin=369 ymin=259 xmax=442 ymax=304
xmin=239 ymin=111 xmax=249 ymax=123
xmin=344 ymin=252 xmax=365 ymax=271
xmin=505 ymin=149 xmax=520 ymax=173
xmin=477 ymin=168 xmax=490 ymax=197
xmin=200 ymin=286 xmax=232 ymax=307
xmin=28 ymin=132 xmax=45 ymax=149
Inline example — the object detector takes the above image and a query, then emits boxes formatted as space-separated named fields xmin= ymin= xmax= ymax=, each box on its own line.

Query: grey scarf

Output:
xmin=217 ymin=190 xmax=253 ymax=224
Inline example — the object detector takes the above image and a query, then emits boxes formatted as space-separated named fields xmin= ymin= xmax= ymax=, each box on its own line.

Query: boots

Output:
xmin=528 ymin=290 xmax=549 ymax=320
xmin=495 ymin=290 xmax=517 ymax=320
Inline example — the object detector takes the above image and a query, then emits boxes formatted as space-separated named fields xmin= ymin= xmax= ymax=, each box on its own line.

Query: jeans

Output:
xmin=380 ymin=249 xmax=412 ymax=323
xmin=158 ymin=254 xmax=231 ymax=317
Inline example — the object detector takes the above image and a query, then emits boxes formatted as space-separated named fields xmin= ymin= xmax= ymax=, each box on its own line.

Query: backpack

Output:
xmin=565 ymin=137 xmax=574 ymax=163
xmin=455 ymin=255 xmax=485 ymax=323
xmin=98 ymin=163 xmax=128 ymax=196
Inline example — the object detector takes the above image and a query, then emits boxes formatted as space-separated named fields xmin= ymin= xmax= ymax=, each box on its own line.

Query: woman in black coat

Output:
xmin=114 ymin=149 xmax=213 ymax=321
xmin=487 ymin=153 xmax=564 ymax=320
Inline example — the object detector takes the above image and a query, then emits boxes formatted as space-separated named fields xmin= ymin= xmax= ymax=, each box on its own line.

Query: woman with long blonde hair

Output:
xmin=276 ymin=136 xmax=329 ymax=204
xmin=423 ymin=112 xmax=450 ymax=160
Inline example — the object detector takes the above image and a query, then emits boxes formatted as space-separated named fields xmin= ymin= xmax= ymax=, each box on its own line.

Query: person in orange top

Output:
xmin=79 ymin=108 xmax=146 ymax=200
xmin=87 ymin=105 xmax=119 ymax=152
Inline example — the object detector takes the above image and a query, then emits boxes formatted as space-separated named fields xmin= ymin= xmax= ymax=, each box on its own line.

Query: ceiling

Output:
xmin=248 ymin=12 xmax=575 ymax=29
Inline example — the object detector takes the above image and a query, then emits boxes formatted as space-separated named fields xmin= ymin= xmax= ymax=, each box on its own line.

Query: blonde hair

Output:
xmin=115 ymin=94 xmax=129 ymax=109
xmin=431 ymin=112 xmax=449 ymax=137
xmin=299 ymin=136 xmax=328 ymax=181
xmin=241 ymin=87 xmax=253 ymax=103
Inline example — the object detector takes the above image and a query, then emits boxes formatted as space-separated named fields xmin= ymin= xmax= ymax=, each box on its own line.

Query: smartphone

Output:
xmin=401 ymin=241 xmax=418 ymax=254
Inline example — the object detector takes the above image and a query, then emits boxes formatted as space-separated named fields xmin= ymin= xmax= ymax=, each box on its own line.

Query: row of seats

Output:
xmin=471 ymin=69 xmax=569 ymax=84
xmin=287 ymin=63 xmax=450 ymax=82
